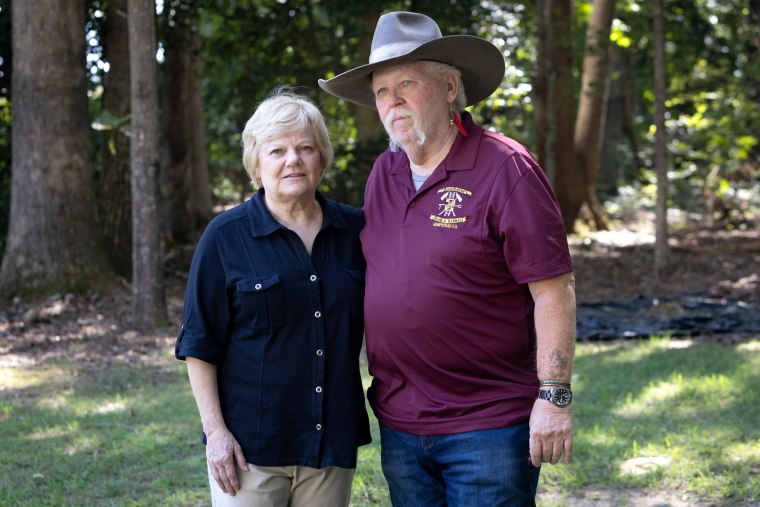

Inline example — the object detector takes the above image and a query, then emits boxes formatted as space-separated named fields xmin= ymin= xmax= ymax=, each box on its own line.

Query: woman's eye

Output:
xmin=401 ymin=80 xmax=414 ymax=86
xmin=299 ymin=146 xmax=314 ymax=152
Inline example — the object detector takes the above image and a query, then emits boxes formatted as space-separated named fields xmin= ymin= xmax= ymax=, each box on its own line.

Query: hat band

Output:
xmin=369 ymin=41 xmax=427 ymax=64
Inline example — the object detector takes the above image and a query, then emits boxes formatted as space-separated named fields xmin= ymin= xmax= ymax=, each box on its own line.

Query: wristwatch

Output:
xmin=538 ymin=387 xmax=573 ymax=408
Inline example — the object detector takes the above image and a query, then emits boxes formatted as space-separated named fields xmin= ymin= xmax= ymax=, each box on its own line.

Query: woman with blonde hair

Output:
xmin=176 ymin=87 xmax=370 ymax=507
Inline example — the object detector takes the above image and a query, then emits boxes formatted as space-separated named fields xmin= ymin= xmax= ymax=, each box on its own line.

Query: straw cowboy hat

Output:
xmin=318 ymin=11 xmax=505 ymax=109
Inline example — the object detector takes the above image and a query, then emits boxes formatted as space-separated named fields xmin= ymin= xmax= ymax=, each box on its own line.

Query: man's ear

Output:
xmin=446 ymin=74 xmax=459 ymax=103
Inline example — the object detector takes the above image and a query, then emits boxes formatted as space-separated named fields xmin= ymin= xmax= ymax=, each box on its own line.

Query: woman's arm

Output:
xmin=186 ymin=357 xmax=249 ymax=496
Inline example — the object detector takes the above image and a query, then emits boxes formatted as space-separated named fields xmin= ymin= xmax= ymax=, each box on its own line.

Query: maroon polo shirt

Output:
xmin=361 ymin=112 xmax=572 ymax=435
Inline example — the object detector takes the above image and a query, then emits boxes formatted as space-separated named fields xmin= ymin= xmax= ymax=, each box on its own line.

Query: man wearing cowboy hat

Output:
xmin=320 ymin=11 xmax=576 ymax=506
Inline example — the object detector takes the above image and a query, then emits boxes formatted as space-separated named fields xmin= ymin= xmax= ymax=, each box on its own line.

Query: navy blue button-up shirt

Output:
xmin=176 ymin=189 xmax=371 ymax=468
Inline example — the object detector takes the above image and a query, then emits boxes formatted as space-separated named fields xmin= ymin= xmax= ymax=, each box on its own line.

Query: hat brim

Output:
xmin=318 ymin=35 xmax=505 ymax=109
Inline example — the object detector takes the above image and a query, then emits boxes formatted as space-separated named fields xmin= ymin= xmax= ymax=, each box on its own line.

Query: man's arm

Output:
xmin=527 ymin=272 xmax=576 ymax=466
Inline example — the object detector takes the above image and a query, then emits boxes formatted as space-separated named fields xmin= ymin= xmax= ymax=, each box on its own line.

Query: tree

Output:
xmin=128 ymin=0 xmax=166 ymax=328
xmin=534 ymin=0 xmax=552 ymax=176
xmin=99 ymin=0 xmax=133 ymax=278
xmin=161 ymin=0 xmax=212 ymax=245
xmin=0 ymin=0 xmax=112 ymax=296
xmin=574 ymin=0 xmax=617 ymax=231
xmin=548 ymin=0 xmax=585 ymax=233
xmin=653 ymin=0 xmax=669 ymax=277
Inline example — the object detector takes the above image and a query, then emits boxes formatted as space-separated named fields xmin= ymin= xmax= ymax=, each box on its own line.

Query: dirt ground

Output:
xmin=1 ymin=220 xmax=759 ymax=506
xmin=3 ymin=219 xmax=758 ymax=367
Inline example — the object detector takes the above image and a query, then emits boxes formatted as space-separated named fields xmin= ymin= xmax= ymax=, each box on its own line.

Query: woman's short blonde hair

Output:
xmin=241 ymin=87 xmax=334 ymax=188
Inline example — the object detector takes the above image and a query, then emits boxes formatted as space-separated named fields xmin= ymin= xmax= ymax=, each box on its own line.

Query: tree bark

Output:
xmin=100 ymin=0 xmax=133 ymax=278
xmin=549 ymin=0 xmax=584 ymax=233
xmin=534 ymin=0 xmax=553 ymax=178
xmin=350 ymin=11 xmax=385 ymax=206
xmin=653 ymin=0 xmax=669 ymax=277
xmin=128 ymin=0 xmax=167 ymax=328
xmin=598 ymin=44 xmax=625 ymax=194
xmin=574 ymin=0 xmax=617 ymax=231
xmin=162 ymin=1 xmax=212 ymax=245
xmin=0 ymin=0 xmax=112 ymax=296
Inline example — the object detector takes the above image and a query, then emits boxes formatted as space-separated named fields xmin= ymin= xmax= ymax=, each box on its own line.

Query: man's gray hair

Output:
xmin=423 ymin=61 xmax=467 ymax=111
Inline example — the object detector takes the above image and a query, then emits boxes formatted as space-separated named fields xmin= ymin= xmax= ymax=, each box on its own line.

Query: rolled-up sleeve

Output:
xmin=175 ymin=224 xmax=230 ymax=364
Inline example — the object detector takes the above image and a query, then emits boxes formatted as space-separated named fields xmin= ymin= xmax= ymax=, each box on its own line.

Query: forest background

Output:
xmin=0 ymin=0 xmax=759 ymax=505
xmin=0 ymin=0 xmax=758 ymax=311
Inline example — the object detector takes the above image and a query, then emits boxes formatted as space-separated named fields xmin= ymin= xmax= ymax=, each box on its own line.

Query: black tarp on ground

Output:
xmin=576 ymin=294 xmax=760 ymax=340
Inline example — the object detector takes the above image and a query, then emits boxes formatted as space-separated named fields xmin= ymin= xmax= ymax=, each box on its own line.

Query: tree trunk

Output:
xmin=549 ymin=0 xmax=584 ymax=233
xmin=653 ymin=0 xmax=669 ymax=277
xmin=350 ymin=12 xmax=385 ymax=206
xmin=598 ymin=44 xmax=625 ymax=195
xmin=128 ymin=0 xmax=167 ymax=328
xmin=100 ymin=0 xmax=132 ymax=278
xmin=534 ymin=0 xmax=553 ymax=178
xmin=747 ymin=0 xmax=760 ymax=106
xmin=162 ymin=1 xmax=212 ymax=245
xmin=574 ymin=0 xmax=617 ymax=231
xmin=0 ymin=0 xmax=112 ymax=296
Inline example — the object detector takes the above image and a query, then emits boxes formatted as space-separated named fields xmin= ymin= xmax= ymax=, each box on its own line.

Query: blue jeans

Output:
xmin=379 ymin=421 xmax=540 ymax=507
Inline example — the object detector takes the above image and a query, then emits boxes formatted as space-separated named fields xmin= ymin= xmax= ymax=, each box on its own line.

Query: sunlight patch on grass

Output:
xmin=37 ymin=390 xmax=75 ymax=411
xmin=27 ymin=426 xmax=69 ymax=441
xmin=615 ymin=380 xmax=684 ymax=417
xmin=615 ymin=369 xmax=738 ymax=418
xmin=619 ymin=455 xmax=672 ymax=476
xmin=724 ymin=441 xmax=760 ymax=463
xmin=737 ymin=339 xmax=760 ymax=352
xmin=0 ymin=366 xmax=57 ymax=389
xmin=93 ymin=399 xmax=127 ymax=414
xmin=665 ymin=339 xmax=694 ymax=349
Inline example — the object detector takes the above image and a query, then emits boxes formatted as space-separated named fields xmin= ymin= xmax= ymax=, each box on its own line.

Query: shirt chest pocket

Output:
xmin=235 ymin=275 xmax=286 ymax=331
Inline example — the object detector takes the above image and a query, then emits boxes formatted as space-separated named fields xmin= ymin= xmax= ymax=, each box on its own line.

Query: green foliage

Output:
xmin=199 ymin=1 xmax=489 ymax=208
xmin=1 ymin=0 xmax=759 ymax=249
xmin=616 ymin=0 xmax=760 ymax=218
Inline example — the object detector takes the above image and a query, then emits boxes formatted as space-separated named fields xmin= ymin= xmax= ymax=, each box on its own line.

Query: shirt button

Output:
xmin=316 ymin=424 xmax=322 ymax=431
xmin=314 ymin=311 xmax=322 ymax=318
xmin=410 ymin=201 xmax=416 ymax=207
xmin=310 ymin=275 xmax=317 ymax=282
xmin=316 ymin=349 xmax=324 ymax=356
xmin=315 ymin=386 xmax=323 ymax=393
xmin=254 ymin=283 xmax=262 ymax=290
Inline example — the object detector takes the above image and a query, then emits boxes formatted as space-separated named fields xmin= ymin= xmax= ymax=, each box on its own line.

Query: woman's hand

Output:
xmin=205 ymin=426 xmax=250 ymax=496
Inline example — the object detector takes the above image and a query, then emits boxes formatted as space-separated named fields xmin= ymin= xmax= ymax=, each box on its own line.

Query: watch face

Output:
xmin=552 ymin=387 xmax=572 ymax=407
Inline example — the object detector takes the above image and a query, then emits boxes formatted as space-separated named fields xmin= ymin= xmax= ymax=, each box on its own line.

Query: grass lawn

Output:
xmin=1 ymin=337 xmax=758 ymax=506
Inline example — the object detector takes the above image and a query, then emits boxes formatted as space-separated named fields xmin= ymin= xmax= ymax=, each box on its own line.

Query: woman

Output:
xmin=175 ymin=88 xmax=370 ymax=507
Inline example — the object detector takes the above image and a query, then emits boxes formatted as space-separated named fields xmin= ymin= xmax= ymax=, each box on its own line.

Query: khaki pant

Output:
xmin=208 ymin=463 xmax=355 ymax=507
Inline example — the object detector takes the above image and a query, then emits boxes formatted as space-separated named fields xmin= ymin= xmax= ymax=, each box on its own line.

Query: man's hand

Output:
xmin=528 ymin=397 xmax=573 ymax=467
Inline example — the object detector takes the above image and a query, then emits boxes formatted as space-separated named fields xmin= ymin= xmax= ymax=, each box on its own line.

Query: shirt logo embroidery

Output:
xmin=429 ymin=187 xmax=472 ymax=229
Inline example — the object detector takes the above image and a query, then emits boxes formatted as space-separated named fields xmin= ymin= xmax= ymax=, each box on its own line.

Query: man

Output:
xmin=319 ymin=11 xmax=576 ymax=506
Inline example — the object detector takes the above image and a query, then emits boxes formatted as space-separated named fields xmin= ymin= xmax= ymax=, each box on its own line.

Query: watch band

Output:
xmin=538 ymin=386 xmax=573 ymax=408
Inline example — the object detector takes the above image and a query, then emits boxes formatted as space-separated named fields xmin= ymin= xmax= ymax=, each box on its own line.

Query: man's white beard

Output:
xmin=383 ymin=109 xmax=426 ymax=153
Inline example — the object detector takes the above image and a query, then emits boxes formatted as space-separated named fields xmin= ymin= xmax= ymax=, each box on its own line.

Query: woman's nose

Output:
xmin=285 ymin=148 xmax=301 ymax=166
